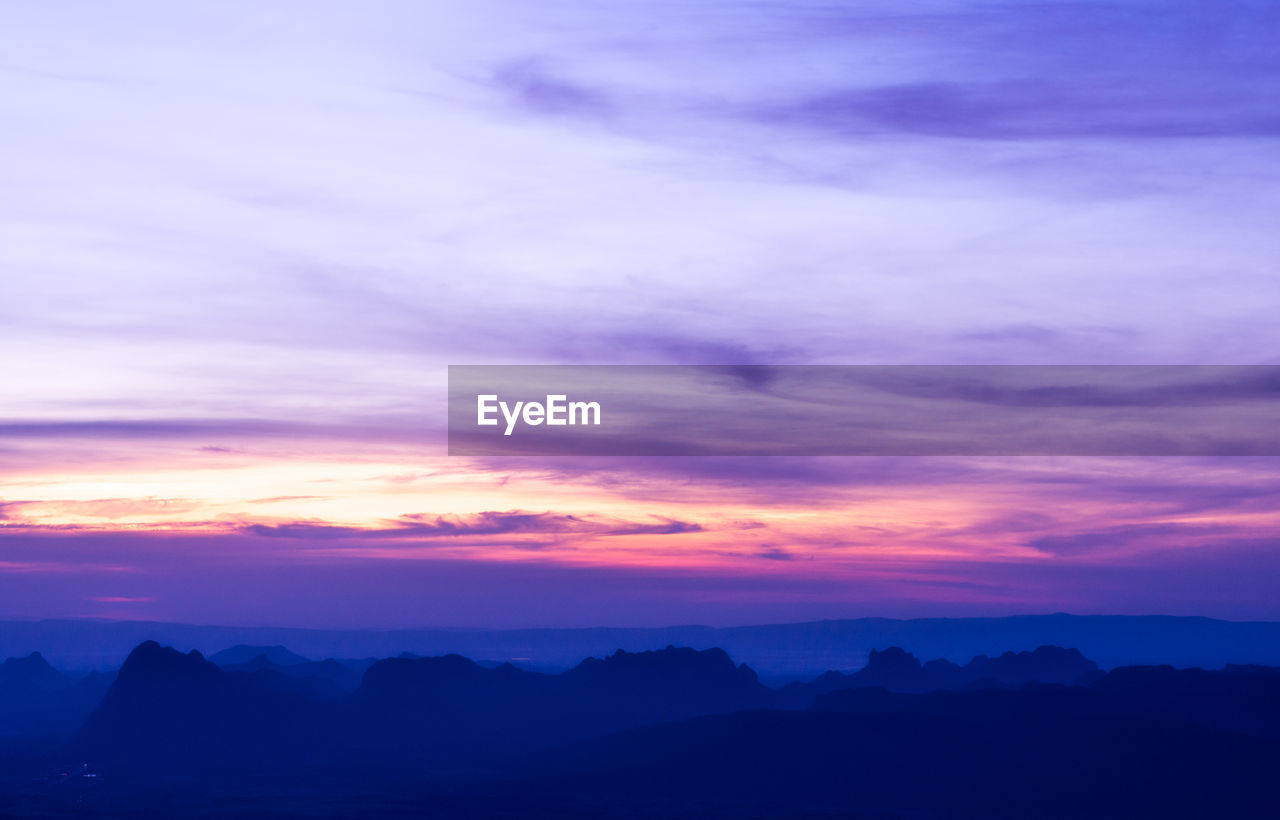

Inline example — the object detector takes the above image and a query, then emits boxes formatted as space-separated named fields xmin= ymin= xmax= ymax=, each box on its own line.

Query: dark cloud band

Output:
xmin=449 ymin=365 xmax=1280 ymax=456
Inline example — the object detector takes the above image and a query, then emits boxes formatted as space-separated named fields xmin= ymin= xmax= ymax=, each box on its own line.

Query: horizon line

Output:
xmin=2 ymin=611 xmax=1272 ymax=633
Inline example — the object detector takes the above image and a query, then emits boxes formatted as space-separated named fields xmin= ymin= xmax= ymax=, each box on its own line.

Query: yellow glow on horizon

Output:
xmin=6 ymin=447 xmax=1279 ymax=583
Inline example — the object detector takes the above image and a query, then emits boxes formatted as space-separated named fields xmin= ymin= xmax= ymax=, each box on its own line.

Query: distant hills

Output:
xmin=0 ymin=651 xmax=67 ymax=693
xmin=777 ymin=644 xmax=1100 ymax=706
xmin=76 ymin=643 xmax=777 ymax=766
xmin=537 ymin=683 xmax=1279 ymax=817
xmin=1 ymin=639 xmax=1277 ymax=817
xmin=0 ymin=651 xmax=112 ymax=741
xmin=208 ymin=644 xmax=310 ymax=667
xmin=5 ymin=613 xmax=1280 ymax=675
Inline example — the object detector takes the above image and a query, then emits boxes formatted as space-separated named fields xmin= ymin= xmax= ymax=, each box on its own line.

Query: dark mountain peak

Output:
xmin=563 ymin=646 xmax=766 ymax=702
xmin=395 ymin=652 xmax=477 ymax=673
xmin=0 ymin=650 xmax=68 ymax=691
xmin=117 ymin=640 xmax=220 ymax=684
xmin=963 ymin=645 xmax=1099 ymax=686
xmin=77 ymin=641 xmax=335 ymax=769
xmin=866 ymin=646 xmax=923 ymax=671
xmin=360 ymin=653 xmax=493 ymax=694
xmin=791 ymin=644 xmax=1105 ymax=701
xmin=777 ymin=652 xmax=964 ymax=707
xmin=2 ymin=650 xmax=57 ymax=674
xmin=1020 ymin=645 xmax=1086 ymax=662
xmin=209 ymin=644 xmax=309 ymax=667
xmin=217 ymin=653 xmax=289 ymax=675
xmin=569 ymin=645 xmax=741 ymax=679
xmin=844 ymin=647 xmax=938 ymax=693
xmin=3 ymin=650 xmax=48 ymax=666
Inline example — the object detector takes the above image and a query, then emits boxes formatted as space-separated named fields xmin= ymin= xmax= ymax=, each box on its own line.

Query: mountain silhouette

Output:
xmin=1090 ymin=662 xmax=1280 ymax=742
xmin=561 ymin=646 xmax=772 ymax=720
xmin=75 ymin=641 xmax=335 ymax=768
xmin=0 ymin=651 xmax=111 ymax=741
xmin=74 ymin=643 xmax=779 ymax=767
xmin=36 ymin=639 xmax=1280 ymax=817
xmin=12 ymin=614 xmax=1280 ymax=674
xmin=0 ymin=651 xmax=68 ymax=693
xmin=565 ymin=645 xmax=761 ymax=688
xmin=779 ymin=644 xmax=1100 ymax=706
xmin=219 ymin=654 xmax=362 ymax=695
xmin=525 ymin=656 xmax=1277 ymax=817
xmin=351 ymin=646 xmax=776 ymax=760
xmin=963 ymin=645 xmax=1101 ymax=687
xmin=531 ymin=698 xmax=1277 ymax=817
xmin=208 ymin=644 xmax=310 ymax=667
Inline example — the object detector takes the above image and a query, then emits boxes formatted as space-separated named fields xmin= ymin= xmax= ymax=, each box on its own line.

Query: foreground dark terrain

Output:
xmin=0 ymin=640 xmax=1276 ymax=818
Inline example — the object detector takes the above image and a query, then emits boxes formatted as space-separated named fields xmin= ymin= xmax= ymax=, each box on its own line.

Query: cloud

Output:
xmin=847 ymin=367 xmax=1280 ymax=409
xmin=242 ymin=511 xmax=703 ymax=541
xmin=756 ymin=79 xmax=1280 ymax=141
xmin=475 ymin=2 xmax=1280 ymax=145
xmin=493 ymin=58 xmax=615 ymax=118
xmin=451 ymin=366 xmax=1280 ymax=458
xmin=4 ymin=0 xmax=1280 ymax=449
xmin=1027 ymin=522 xmax=1245 ymax=556
xmin=2 ymin=0 xmax=1279 ymax=629
xmin=24 ymin=497 xmax=204 ymax=520
xmin=0 ymin=419 xmax=433 ymax=443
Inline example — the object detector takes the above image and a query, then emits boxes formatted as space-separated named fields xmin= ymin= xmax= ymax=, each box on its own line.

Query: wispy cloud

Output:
xmin=1 ymin=1 xmax=1277 ymax=626
xmin=243 ymin=511 xmax=703 ymax=540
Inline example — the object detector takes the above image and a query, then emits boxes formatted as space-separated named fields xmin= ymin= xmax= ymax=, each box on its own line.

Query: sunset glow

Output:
xmin=3 ymin=0 xmax=1279 ymax=628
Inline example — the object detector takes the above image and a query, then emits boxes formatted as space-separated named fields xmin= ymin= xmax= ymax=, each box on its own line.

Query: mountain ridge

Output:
xmin=6 ymin=613 xmax=1280 ymax=674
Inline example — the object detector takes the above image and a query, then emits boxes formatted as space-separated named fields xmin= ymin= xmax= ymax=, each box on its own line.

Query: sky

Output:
xmin=2 ymin=0 xmax=1279 ymax=627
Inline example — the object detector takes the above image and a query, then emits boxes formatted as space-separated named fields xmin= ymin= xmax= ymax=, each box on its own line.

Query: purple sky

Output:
xmin=1 ymin=1 xmax=1279 ymax=627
